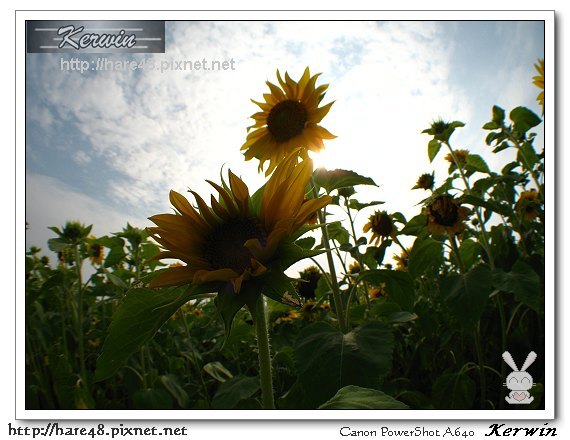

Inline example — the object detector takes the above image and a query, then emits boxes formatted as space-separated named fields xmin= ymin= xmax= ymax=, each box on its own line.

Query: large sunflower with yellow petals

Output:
xmin=241 ymin=67 xmax=336 ymax=175
xmin=147 ymin=156 xmax=331 ymax=295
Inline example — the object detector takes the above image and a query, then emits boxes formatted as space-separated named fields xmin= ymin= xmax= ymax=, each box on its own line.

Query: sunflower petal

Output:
xmin=148 ymin=266 xmax=196 ymax=288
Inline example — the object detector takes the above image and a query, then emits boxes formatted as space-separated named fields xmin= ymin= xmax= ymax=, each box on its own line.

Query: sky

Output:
xmin=25 ymin=20 xmax=545 ymax=267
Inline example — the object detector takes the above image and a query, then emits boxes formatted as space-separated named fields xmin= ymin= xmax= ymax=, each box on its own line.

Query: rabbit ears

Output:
xmin=503 ymin=351 xmax=537 ymax=372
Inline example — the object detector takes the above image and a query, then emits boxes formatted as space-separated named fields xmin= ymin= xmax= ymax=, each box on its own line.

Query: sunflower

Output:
xmin=515 ymin=190 xmax=541 ymax=221
xmin=242 ymin=67 xmax=336 ymax=175
xmin=147 ymin=155 xmax=332 ymax=294
xmin=533 ymin=59 xmax=544 ymax=115
xmin=296 ymin=266 xmax=321 ymax=300
xmin=425 ymin=194 xmax=470 ymax=237
xmin=414 ymin=173 xmax=434 ymax=191
xmin=393 ymin=248 xmax=411 ymax=271
xmin=445 ymin=149 xmax=469 ymax=165
xmin=86 ymin=237 xmax=104 ymax=266
xmin=363 ymin=211 xmax=396 ymax=245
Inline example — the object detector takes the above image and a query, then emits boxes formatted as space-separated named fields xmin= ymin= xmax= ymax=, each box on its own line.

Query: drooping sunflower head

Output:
xmin=363 ymin=211 xmax=396 ymax=245
xmin=425 ymin=194 xmax=471 ymax=237
xmin=242 ymin=67 xmax=336 ymax=175
xmin=147 ymin=156 xmax=331 ymax=294
xmin=369 ymin=283 xmax=387 ymax=300
xmin=414 ymin=173 xmax=435 ymax=191
xmin=533 ymin=59 xmax=544 ymax=115
xmin=296 ymin=265 xmax=322 ymax=300
xmin=515 ymin=189 xmax=541 ymax=221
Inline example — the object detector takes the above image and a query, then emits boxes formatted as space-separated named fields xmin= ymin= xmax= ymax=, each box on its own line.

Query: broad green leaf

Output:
xmin=428 ymin=139 xmax=442 ymax=162
xmin=314 ymin=275 xmax=331 ymax=300
xmin=47 ymin=238 xmax=70 ymax=253
xmin=203 ymin=361 xmax=233 ymax=383
xmin=458 ymin=239 xmax=483 ymax=270
xmin=104 ymin=246 xmax=126 ymax=268
xmin=432 ymin=372 xmax=475 ymax=409
xmin=260 ymin=271 xmax=302 ymax=307
xmin=492 ymin=260 xmax=543 ymax=313
xmin=313 ymin=168 xmax=377 ymax=194
xmin=318 ymin=385 xmax=408 ymax=409
xmin=327 ymin=221 xmax=350 ymax=245
xmin=465 ymin=154 xmax=491 ymax=174
xmin=97 ymin=235 xmax=124 ymax=249
xmin=399 ymin=214 xmax=428 ymax=237
xmin=510 ymin=106 xmax=541 ymax=133
xmin=408 ymin=237 xmax=443 ymax=279
xmin=440 ymin=265 xmax=494 ymax=333
xmin=211 ymin=375 xmax=260 ymax=409
xmin=360 ymin=270 xmax=415 ymax=310
xmin=294 ymin=321 xmax=393 ymax=407
xmin=95 ymin=285 xmax=215 ymax=381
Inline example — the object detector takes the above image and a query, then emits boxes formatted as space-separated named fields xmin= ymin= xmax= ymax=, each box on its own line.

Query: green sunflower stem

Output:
xmin=311 ymin=179 xmax=347 ymax=334
xmin=252 ymin=295 xmax=275 ymax=409
xmin=444 ymin=141 xmax=495 ymax=270
xmin=73 ymin=244 xmax=88 ymax=390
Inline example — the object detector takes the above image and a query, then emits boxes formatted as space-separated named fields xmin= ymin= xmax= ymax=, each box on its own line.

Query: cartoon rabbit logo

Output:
xmin=502 ymin=351 xmax=537 ymax=404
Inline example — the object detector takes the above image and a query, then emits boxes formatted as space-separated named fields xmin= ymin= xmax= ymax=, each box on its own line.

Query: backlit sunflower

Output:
xmin=515 ymin=190 xmax=541 ymax=221
xmin=363 ymin=211 xmax=396 ymax=245
xmin=393 ymin=248 xmax=411 ymax=271
xmin=242 ymin=67 xmax=336 ymax=175
xmin=425 ymin=194 xmax=470 ymax=237
xmin=147 ymin=156 xmax=332 ymax=294
xmin=533 ymin=59 xmax=544 ymax=115
xmin=445 ymin=149 xmax=469 ymax=165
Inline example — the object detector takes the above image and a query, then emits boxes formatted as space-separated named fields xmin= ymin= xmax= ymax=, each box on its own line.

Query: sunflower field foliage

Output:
xmin=25 ymin=63 xmax=545 ymax=410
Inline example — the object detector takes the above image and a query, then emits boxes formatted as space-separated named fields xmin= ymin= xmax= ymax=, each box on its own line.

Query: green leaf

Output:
xmin=295 ymin=236 xmax=315 ymax=250
xmin=408 ymin=237 xmax=443 ymax=279
xmin=510 ymin=106 xmax=541 ymax=133
xmin=492 ymin=105 xmax=506 ymax=125
xmin=432 ymin=372 xmax=475 ymax=409
xmin=492 ymin=260 xmax=543 ymax=313
xmin=465 ymin=154 xmax=491 ymax=174
xmin=318 ymin=385 xmax=408 ymax=409
xmin=104 ymin=246 xmax=126 ymax=268
xmin=428 ymin=139 xmax=442 ymax=162
xmin=461 ymin=194 xmax=509 ymax=216
xmin=203 ymin=361 xmax=233 ymax=383
xmin=348 ymin=199 xmax=385 ymax=211
xmin=277 ymin=242 xmax=324 ymax=269
xmin=294 ymin=321 xmax=393 ymax=408
xmin=440 ymin=265 xmax=494 ymax=333
xmin=160 ymin=374 xmax=190 ymax=408
xmin=106 ymin=272 xmax=128 ymax=289
xmin=360 ymin=270 xmax=415 ymax=310
xmin=458 ymin=239 xmax=483 ymax=271
xmin=95 ymin=285 xmax=213 ymax=381
xmin=313 ymin=168 xmax=377 ymax=194
xmin=261 ymin=271 xmax=302 ymax=307
xmin=327 ymin=221 xmax=350 ymax=245
xmin=215 ymin=282 xmax=258 ymax=341
xmin=47 ymin=238 xmax=70 ymax=253
xmin=314 ymin=275 xmax=331 ymax=300
xmin=211 ymin=375 xmax=260 ymax=409
xmin=97 ymin=235 xmax=124 ymax=249
xmin=517 ymin=141 xmax=539 ymax=170
xmin=399 ymin=214 xmax=428 ymax=237
xmin=482 ymin=121 xmax=500 ymax=130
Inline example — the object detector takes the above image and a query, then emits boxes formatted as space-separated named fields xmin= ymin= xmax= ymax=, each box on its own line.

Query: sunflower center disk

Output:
xmin=202 ymin=217 xmax=266 ymax=273
xmin=267 ymin=99 xmax=308 ymax=142
xmin=432 ymin=198 xmax=459 ymax=226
